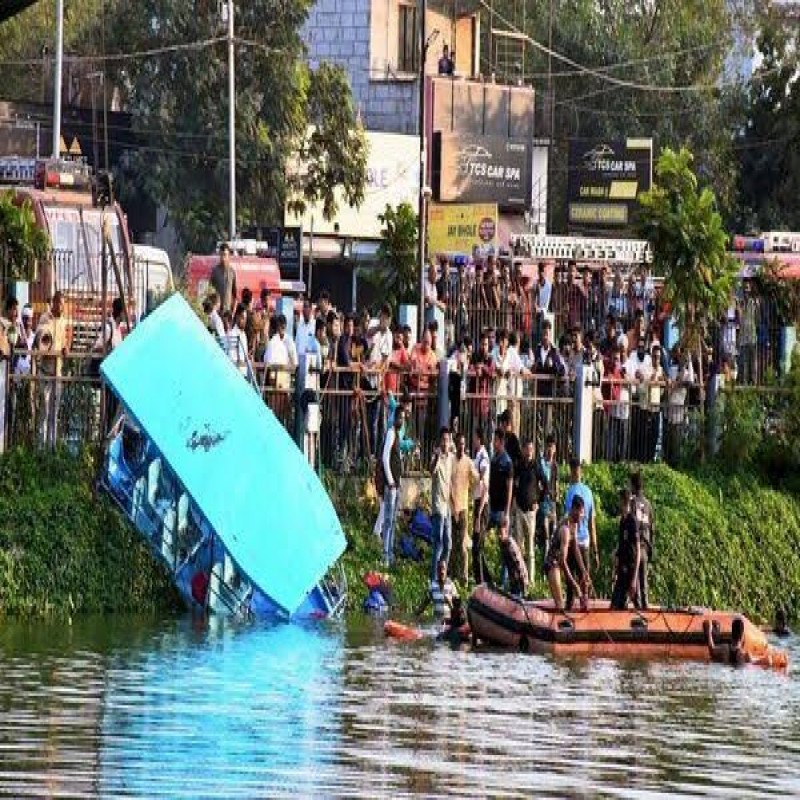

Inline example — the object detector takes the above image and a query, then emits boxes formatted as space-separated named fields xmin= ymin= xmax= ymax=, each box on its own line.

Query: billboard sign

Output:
xmin=433 ymin=134 xmax=530 ymax=208
xmin=428 ymin=202 xmax=498 ymax=256
xmin=567 ymin=138 xmax=653 ymax=231
xmin=285 ymin=130 xmax=419 ymax=240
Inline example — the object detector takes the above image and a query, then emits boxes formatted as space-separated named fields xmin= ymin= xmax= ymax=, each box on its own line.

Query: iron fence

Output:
xmin=4 ymin=353 xmax=105 ymax=452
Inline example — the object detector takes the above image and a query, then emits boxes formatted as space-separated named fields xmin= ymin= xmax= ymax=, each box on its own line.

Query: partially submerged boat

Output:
xmin=468 ymin=584 xmax=788 ymax=669
xmin=100 ymin=294 xmax=346 ymax=620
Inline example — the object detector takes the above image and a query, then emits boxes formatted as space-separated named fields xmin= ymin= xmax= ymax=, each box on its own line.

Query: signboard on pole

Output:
xmin=240 ymin=225 xmax=303 ymax=277
xmin=427 ymin=202 xmax=498 ymax=256
xmin=432 ymin=133 xmax=530 ymax=208
xmin=567 ymin=138 xmax=653 ymax=232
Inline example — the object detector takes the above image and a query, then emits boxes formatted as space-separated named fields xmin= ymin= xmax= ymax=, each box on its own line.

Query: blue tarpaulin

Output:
xmin=101 ymin=294 xmax=346 ymax=616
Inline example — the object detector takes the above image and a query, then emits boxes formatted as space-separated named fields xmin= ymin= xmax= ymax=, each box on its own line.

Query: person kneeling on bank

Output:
xmin=611 ymin=488 xmax=641 ymax=610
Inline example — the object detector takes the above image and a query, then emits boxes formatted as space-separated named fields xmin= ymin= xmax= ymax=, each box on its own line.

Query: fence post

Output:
xmin=437 ymin=358 xmax=449 ymax=432
xmin=0 ymin=359 xmax=6 ymax=454
xmin=572 ymin=363 xmax=593 ymax=464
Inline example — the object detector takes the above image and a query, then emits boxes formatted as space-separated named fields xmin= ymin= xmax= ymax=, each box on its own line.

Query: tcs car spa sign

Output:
xmin=428 ymin=203 xmax=498 ymax=257
xmin=567 ymin=138 xmax=653 ymax=231
xmin=432 ymin=134 xmax=530 ymax=209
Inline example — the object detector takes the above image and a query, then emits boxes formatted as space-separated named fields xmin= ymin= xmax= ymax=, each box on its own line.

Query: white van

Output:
xmin=132 ymin=244 xmax=175 ymax=319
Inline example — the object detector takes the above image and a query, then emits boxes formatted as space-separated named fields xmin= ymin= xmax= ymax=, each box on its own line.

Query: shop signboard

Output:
xmin=567 ymin=138 xmax=653 ymax=231
xmin=433 ymin=133 xmax=530 ymax=208
xmin=241 ymin=225 xmax=303 ymax=277
xmin=284 ymin=130 xmax=419 ymax=240
xmin=427 ymin=202 xmax=498 ymax=256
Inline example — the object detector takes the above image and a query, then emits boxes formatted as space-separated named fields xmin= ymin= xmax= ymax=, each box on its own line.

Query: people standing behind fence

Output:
xmin=265 ymin=313 xmax=297 ymax=392
xmin=624 ymin=337 xmax=653 ymax=462
xmin=447 ymin=336 xmax=472 ymax=433
xmin=295 ymin=298 xmax=315 ymax=358
xmin=34 ymin=292 xmax=71 ymax=449
xmin=210 ymin=242 xmax=237 ymax=313
xmin=14 ymin=306 xmax=34 ymax=376
xmin=203 ymin=292 xmax=226 ymax=340
xmin=225 ymin=304 xmax=249 ymax=376
xmin=607 ymin=344 xmax=631 ymax=462
xmin=409 ymin=328 xmax=438 ymax=458
xmin=664 ymin=343 xmax=695 ymax=464
xmin=366 ymin=303 xmax=393 ymax=453
xmin=532 ymin=261 xmax=552 ymax=347
xmin=424 ymin=263 xmax=445 ymax=322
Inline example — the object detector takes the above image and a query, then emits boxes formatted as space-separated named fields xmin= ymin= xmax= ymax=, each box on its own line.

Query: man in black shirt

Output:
xmin=473 ymin=428 xmax=513 ymax=585
xmin=497 ymin=409 xmax=521 ymax=468
xmin=514 ymin=439 xmax=539 ymax=578
xmin=611 ymin=489 xmax=641 ymax=610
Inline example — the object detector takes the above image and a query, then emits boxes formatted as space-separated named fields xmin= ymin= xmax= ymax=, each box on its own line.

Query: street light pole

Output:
xmin=52 ymin=0 xmax=64 ymax=159
xmin=416 ymin=0 xmax=429 ymax=340
xmin=227 ymin=0 xmax=237 ymax=242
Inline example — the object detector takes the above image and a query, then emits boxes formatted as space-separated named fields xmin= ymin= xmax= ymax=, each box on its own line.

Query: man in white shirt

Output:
xmin=366 ymin=303 xmax=393 ymax=452
xmin=295 ymin=298 xmax=316 ymax=358
xmin=227 ymin=305 xmax=249 ymax=376
xmin=265 ymin=313 xmax=298 ymax=390
xmin=93 ymin=297 xmax=125 ymax=355
xmin=206 ymin=292 xmax=226 ymax=340
xmin=624 ymin=340 xmax=653 ymax=461
xmin=430 ymin=427 xmax=454 ymax=581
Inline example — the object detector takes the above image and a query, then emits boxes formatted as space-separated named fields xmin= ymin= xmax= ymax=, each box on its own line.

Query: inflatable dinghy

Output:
xmin=467 ymin=584 xmax=789 ymax=669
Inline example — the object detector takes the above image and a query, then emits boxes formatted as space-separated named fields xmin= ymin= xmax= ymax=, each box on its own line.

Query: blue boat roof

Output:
xmin=101 ymin=294 xmax=346 ymax=615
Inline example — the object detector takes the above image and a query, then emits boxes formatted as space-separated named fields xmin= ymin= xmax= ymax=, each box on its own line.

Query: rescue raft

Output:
xmin=467 ymin=584 xmax=788 ymax=669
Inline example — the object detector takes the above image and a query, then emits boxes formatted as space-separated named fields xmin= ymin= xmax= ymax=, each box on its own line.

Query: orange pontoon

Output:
xmin=467 ymin=584 xmax=789 ymax=669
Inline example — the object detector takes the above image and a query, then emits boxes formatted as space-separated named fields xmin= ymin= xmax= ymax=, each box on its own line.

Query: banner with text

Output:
xmin=567 ymin=138 xmax=653 ymax=232
xmin=433 ymin=134 xmax=530 ymax=209
xmin=428 ymin=203 xmax=498 ymax=257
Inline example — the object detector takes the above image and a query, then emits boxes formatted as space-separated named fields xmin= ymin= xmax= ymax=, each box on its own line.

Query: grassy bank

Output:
xmin=1 ymin=449 xmax=797 ymax=623
xmin=0 ymin=449 xmax=180 ymax=617
xmin=332 ymin=463 xmax=800 ymax=623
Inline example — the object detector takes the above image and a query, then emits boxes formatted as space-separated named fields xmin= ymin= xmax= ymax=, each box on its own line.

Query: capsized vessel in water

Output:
xmin=100 ymin=294 xmax=346 ymax=620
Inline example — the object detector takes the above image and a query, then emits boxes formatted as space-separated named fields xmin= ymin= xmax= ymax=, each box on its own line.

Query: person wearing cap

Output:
xmin=210 ymin=242 xmax=237 ymax=313
xmin=563 ymin=457 xmax=599 ymax=579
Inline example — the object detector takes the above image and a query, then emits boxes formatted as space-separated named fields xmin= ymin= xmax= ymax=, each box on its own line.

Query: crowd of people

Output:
xmin=388 ymin=404 xmax=659 ymax=620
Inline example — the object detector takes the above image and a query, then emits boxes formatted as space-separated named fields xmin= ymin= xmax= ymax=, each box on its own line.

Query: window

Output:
xmin=398 ymin=4 xmax=417 ymax=73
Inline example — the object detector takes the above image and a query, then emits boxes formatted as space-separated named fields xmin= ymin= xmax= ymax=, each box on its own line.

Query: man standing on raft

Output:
xmin=544 ymin=495 xmax=588 ymax=611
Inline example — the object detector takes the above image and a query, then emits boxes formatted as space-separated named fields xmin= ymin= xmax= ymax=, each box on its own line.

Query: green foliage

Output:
xmin=105 ymin=2 xmax=366 ymax=251
xmin=373 ymin=202 xmax=419 ymax=308
xmin=719 ymin=388 xmax=765 ymax=469
xmin=582 ymin=463 xmax=800 ymax=623
xmin=735 ymin=10 xmax=800 ymax=232
xmin=506 ymin=0 xmax=745 ymax=229
xmin=0 ymin=192 xmax=50 ymax=281
xmin=638 ymin=147 xmax=737 ymax=367
xmin=0 ymin=449 xmax=181 ymax=618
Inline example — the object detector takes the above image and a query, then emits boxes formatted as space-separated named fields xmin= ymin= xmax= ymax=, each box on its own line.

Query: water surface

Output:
xmin=0 ymin=616 xmax=796 ymax=798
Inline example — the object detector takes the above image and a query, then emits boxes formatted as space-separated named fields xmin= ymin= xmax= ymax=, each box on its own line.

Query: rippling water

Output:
xmin=0 ymin=616 xmax=796 ymax=798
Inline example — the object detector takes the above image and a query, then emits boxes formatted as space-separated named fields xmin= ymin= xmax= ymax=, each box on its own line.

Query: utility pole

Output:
xmin=417 ymin=0 xmax=429 ymax=340
xmin=546 ymin=0 xmax=554 ymax=234
xmin=52 ymin=0 xmax=64 ymax=159
xmin=227 ymin=0 xmax=237 ymax=242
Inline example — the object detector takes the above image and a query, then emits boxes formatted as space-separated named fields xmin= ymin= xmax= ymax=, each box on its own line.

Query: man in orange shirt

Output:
xmin=409 ymin=328 xmax=439 ymax=458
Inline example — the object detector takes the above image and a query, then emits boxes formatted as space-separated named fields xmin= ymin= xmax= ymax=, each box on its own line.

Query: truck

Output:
xmin=0 ymin=155 xmax=137 ymax=350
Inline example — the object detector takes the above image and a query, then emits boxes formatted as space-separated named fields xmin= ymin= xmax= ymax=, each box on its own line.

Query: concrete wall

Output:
xmin=304 ymin=0 xmax=418 ymax=133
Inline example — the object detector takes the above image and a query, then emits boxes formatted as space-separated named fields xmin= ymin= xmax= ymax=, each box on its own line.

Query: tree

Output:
xmin=104 ymin=0 xmax=366 ymax=252
xmin=374 ymin=202 xmax=418 ymax=307
xmin=734 ymin=11 xmax=800 ymax=232
xmin=493 ymin=0 xmax=750 ymax=231
xmin=0 ymin=191 xmax=50 ymax=282
xmin=637 ymin=147 xmax=737 ymax=385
